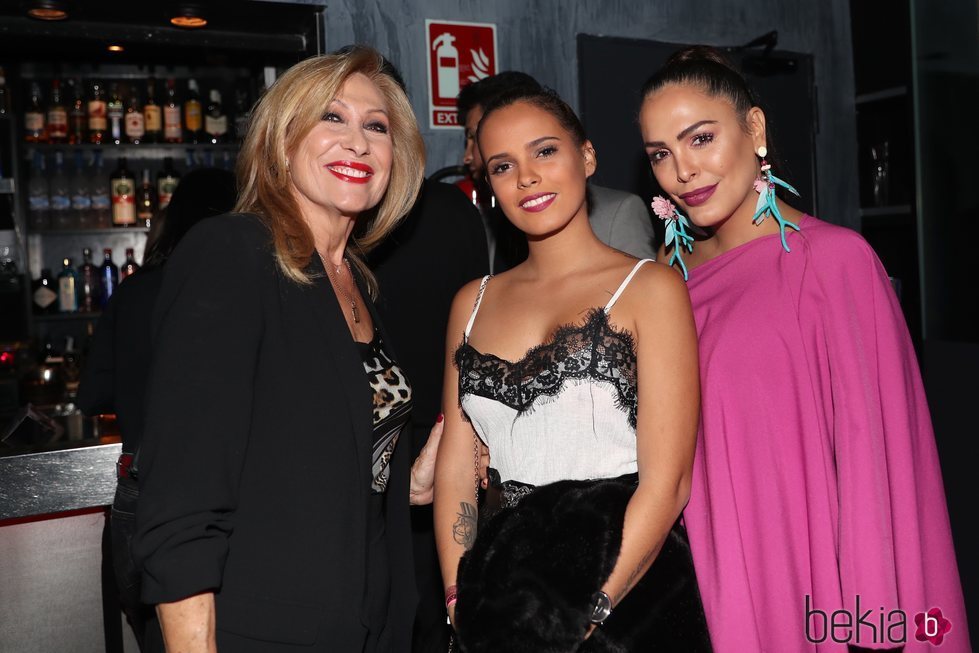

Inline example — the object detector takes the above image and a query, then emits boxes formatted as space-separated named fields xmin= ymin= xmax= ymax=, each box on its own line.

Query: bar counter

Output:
xmin=0 ymin=439 xmax=124 ymax=652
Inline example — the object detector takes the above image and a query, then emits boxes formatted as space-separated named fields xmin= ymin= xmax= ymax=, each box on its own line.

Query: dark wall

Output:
xmin=271 ymin=0 xmax=859 ymax=228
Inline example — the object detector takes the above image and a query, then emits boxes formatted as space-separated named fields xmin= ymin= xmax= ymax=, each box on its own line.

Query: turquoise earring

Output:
xmin=752 ymin=146 xmax=801 ymax=252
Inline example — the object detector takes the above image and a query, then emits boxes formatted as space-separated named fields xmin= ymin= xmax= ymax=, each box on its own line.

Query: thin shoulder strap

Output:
xmin=464 ymin=275 xmax=493 ymax=341
xmin=604 ymin=259 xmax=654 ymax=313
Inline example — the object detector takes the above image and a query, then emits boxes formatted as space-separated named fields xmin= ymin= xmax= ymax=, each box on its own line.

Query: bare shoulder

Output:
xmin=450 ymin=276 xmax=488 ymax=313
xmin=618 ymin=260 xmax=691 ymax=317
xmin=633 ymin=259 xmax=689 ymax=295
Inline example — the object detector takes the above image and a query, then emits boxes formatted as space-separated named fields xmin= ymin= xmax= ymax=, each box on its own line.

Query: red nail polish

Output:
xmin=436 ymin=413 xmax=444 ymax=423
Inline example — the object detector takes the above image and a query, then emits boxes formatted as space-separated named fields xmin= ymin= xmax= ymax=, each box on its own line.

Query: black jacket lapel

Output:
xmin=304 ymin=256 xmax=372 ymax=490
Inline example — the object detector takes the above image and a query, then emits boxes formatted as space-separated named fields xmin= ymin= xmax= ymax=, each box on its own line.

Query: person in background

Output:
xmin=78 ymin=167 xmax=237 ymax=653
xmin=457 ymin=71 xmax=657 ymax=270
xmin=132 ymin=47 xmax=437 ymax=653
xmin=370 ymin=180 xmax=488 ymax=653
xmin=357 ymin=52 xmax=489 ymax=653
xmin=639 ymin=45 xmax=971 ymax=652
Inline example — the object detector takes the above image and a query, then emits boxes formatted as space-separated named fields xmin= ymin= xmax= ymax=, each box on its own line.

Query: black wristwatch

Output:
xmin=588 ymin=590 xmax=613 ymax=625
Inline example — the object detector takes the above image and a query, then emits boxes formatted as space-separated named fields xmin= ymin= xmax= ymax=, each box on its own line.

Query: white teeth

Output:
xmin=522 ymin=193 xmax=555 ymax=208
xmin=328 ymin=166 xmax=371 ymax=178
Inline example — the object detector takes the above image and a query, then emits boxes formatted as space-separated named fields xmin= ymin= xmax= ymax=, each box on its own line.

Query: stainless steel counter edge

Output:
xmin=0 ymin=443 xmax=120 ymax=520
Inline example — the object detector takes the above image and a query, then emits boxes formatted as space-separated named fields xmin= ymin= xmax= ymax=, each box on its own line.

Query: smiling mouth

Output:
xmin=679 ymin=184 xmax=717 ymax=207
xmin=325 ymin=161 xmax=374 ymax=184
xmin=519 ymin=193 xmax=557 ymax=212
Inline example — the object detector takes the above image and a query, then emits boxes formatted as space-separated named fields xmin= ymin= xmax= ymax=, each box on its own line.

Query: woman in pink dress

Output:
xmin=637 ymin=46 xmax=970 ymax=652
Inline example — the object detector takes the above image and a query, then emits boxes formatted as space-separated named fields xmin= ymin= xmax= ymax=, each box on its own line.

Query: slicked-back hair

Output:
xmin=457 ymin=71 xmax=543 ymax=126
xmin=476 ymin=86 xmax=588 ymax=153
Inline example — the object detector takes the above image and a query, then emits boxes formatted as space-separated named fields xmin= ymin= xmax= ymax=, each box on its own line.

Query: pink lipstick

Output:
xmin=325 ymin=160 xmax=374 ymax=184
xmin=518 ymin=192 xmax=556 ymax=213
xmin=679 ymin=184 xmax=717 ymax=207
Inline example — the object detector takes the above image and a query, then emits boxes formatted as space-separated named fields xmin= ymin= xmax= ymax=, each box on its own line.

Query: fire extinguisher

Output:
xmin=433 ymin=33 xmax=460 ymax=99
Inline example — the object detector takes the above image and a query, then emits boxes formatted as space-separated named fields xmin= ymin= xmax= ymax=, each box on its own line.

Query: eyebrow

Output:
xmin=485 ymin=135 xmax=559 ymax=165
xmin=644 ymin=120 xmax=718 ymax=148
xmin=329 ymin=98 xmax=389 ymax=117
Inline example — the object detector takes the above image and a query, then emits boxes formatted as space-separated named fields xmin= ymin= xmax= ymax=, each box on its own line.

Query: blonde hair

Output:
xmin=235 ymin=46 xmax=425 ymax=296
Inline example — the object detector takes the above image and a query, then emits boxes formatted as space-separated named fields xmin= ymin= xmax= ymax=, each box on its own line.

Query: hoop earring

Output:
xmin=752 ymin=146 xmax=801 ymax=252
xmin=652 ymin=196 xmax=697 ymax=280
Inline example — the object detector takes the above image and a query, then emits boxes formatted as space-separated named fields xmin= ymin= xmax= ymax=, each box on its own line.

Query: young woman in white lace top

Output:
xmin=433 ymin=86 xmax=712 ymax=652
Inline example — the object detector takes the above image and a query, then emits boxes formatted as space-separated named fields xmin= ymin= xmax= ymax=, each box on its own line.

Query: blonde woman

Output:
xmin=133 ymin=46 xmax=431 ymax=653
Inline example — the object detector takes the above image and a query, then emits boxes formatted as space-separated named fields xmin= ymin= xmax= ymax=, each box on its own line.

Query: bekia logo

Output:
xmin=806 ymin=595 xmax=953 ymax=646
xmin=915 ymin=608 xmax=952 ymax=646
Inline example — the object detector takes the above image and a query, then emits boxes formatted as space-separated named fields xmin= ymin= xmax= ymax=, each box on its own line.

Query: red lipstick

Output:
xmin=518 ymin=192 xmax=557 ymax=213
xmin=679 ymin=184 xmax=717 ymax=207
xmin=325 ymin=160 xmax=374 ymax=185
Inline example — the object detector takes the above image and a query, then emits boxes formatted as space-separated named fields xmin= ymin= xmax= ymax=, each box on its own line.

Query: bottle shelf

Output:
xmin=33 ymin=312 xmax=102 ymax=322
xmin=32 ymin=227 xmax=150 ymax=236
xmin=859 ymin=204 xmax=912 ymax=217
xmin=23 ymin=142 xmax=239 ymax=153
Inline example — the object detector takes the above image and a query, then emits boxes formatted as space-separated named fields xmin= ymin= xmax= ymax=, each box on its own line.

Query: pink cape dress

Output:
xmin=683 ymin=216 xmax=970 ymax=652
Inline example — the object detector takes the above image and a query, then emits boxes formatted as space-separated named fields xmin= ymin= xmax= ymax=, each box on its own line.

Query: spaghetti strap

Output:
xmin=604 ymin=259 xmax=654 ymax=313
xmin=464 ymin=275 xmax=493 ymax=341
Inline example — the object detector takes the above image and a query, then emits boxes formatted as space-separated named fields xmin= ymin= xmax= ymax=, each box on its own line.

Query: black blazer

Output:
xmin=133 ymin=214 xmax=415 ymax=652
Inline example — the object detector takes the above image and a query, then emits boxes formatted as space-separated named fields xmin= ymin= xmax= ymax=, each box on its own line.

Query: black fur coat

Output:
xmin=454 ymin=476 xmax=712 ymax=653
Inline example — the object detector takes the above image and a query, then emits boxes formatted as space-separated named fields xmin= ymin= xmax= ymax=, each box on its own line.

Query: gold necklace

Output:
xmin=320 ymin=254 xmax=360 ymax=323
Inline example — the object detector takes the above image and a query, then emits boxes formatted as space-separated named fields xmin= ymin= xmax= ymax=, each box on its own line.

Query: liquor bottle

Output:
xmin=163 ymin=78 xmax=182 ymax=143
xmin=49 ymin=150 xmax=72 ymax=229
xmin=0 ymin=66 xmax=9 ymax=115
xmin=157 ymin=157 xmax=180 ymax=210
xmin=25 ymin=81 xmax=46 ymax=143
xmin=47 ymin=79 xmax=69 ymax=143
xmin=184 ymin=78 xmax=203 ymax=144
xmin=121 ymin=247 xmax=140 ymax=280
xmin=233 ymin=87 xmax=251 ymax=140
xmin=79 ymin=247 xmax=99 ymax=311
xmin=204 ymin=89 xmax=228 ymax=144
xmin=110 ymin=157 xmax=136 ymax=227
xmin=185 ymin=148 xmax=197 ymax=171
xmin=57 ymin=257 xmax=78 ymax=312
xmin=136 ymin=169 xmax=157 ymax=227
xmin=143 ymin=79 xmax=162 ymax=143
xmin=90 ymin=150 xmax=111 ymax=228
xmin=99 ymin=248 xmax=119 ymax=307
xmin=107 ymin=83 xmax=124 ymax=145
xmin=124 ymin=89 xmax=145 ymax=144
xmin=27 ymin=151 xmax=50 ymax=230
xmin=70 ymin=149 xmax=92 ymax=228
xmin=67 ymin=79 xmax=87 ymax=144
xmin=33 ymin=268 xmax=58 ymax=315
xmin=88 ymin=81 xmax=108 ymax=144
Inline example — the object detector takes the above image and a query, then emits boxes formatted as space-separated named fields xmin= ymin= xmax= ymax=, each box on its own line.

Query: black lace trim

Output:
xmin=454 ymin=307 xmax=638 ymax=428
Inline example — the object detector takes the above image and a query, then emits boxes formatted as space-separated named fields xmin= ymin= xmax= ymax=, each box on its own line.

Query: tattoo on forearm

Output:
xmin=618 ymin=548 xmax=658 ymax=603
xmin=452 ymin=502 xmax=478 ymax=550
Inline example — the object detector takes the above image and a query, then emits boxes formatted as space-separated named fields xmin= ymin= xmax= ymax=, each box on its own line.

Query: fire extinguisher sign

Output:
xmin=426 ymin=19 xmax=498 ymax=129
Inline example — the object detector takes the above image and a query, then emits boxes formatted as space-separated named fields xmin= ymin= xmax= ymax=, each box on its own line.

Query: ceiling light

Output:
xmin=26 ymin=0 xmax=68 ymax=21
xmin=107 ymin=45 xmax=125 ymax=53
xmin=170 ymin=3 xmax=207 ymax=28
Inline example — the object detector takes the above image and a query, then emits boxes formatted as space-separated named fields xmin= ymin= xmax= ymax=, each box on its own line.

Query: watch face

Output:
xmin=589 ymin=591 xmax=612 ymax=624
